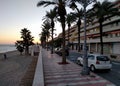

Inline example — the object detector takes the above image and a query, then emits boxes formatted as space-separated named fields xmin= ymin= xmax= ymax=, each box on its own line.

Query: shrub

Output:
xmin=17 ymin=45 xmax=24 ymax=55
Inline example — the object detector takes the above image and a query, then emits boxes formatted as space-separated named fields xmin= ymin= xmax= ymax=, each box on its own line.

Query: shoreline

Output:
xmin=0 ymin=50 xmax=18 ymax=59
xmin=0 ymin=50 xmax=17 ymax=54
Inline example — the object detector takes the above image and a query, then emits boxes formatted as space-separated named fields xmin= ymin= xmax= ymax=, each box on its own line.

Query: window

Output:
xmin=111 ymin=24 xmax=113 ymax=27
xmin=88 ymin=55 xmax=94 ymax=60
xmin=116 ymin=22 xmax=119 ymax=26
xmin=90 ymin=29 xmax=94 ymax=33
xmin=118 ymin=33 xmax=120 ymax=37
xmin=115 ymin=33 xmax=118 ymax=37
xmin=109 ymin=34 xmax=112 ymax=38
xmin=97 ymin=56 xmax=109 ymax=61
xmin=115 ymin=33 xmax=120 ymax=37
xmin=94 ymin=28 xmax=97 ymax=32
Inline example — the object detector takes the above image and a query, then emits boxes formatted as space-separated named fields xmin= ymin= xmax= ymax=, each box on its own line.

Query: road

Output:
xmin=67 ymin=51 xmax=120 ymax=86
xmin=97 ymin=62 xmax=120 ymax=86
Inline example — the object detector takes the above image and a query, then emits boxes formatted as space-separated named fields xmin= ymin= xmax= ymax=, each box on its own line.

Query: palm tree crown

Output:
xmin=40 ymin=21 xmax=51 ymax=49
xmin=44 ymin=8 xmax=57 ymax=53
xmin=21 ymin=28 xmax=34 ymax=54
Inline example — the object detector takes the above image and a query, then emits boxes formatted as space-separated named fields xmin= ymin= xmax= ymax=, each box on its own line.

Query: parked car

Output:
xmin=55 ymin=47 xmax=69 ymax=56
xmin=77 ymin=54 xmax=112 ymax=72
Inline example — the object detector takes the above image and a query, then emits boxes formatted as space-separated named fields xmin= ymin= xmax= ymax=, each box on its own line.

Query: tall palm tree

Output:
xmin=40 ymin=32 xmax=46 ymax=48
xmin=70 ymin=2 xmax=84 ymax=52
xmin=44 ymin=8 xmax=57 ymax=54
xmin=37 ymin=0 xmax=72 ymax=64
xmin=89 ymin=1 xmax=119 ymax=54
xmin=66 ymin=13 xmax=76 ymax=46
xmin=41 ymin=21 xmax=51 ymax=50
xmin=21 ymin=28 xmax=34 ymax=55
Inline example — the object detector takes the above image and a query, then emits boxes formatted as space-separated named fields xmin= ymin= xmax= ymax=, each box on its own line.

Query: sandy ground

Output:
xmin=0 ymin=51 xmax=34 ymax=86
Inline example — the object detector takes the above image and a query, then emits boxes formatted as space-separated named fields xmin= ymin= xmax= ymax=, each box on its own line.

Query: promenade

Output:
xmin=33 ymin=48 xmax=116 ymax=86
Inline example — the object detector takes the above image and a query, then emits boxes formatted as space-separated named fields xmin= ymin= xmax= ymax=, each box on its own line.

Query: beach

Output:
xmin=0 ymin=50 xmax=37 ymax=86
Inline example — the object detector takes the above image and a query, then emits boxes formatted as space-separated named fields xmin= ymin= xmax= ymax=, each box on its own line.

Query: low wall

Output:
xmin=32 ymin=47 xmax=44 ymax=86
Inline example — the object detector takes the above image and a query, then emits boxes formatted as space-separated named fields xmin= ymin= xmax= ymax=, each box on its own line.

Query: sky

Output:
xmin=0 ymin=0 xmax=115 ymax=44
xmin=0 ymin=0 xmax=55 ymax=44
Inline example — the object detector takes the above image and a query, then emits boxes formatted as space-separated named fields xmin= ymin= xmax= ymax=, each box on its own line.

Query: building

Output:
xmin=57 ymin=0 xmax=120 ymax=55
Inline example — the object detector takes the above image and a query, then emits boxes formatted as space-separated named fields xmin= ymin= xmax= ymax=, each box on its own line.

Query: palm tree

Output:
xmin=66 ymin=13 xmax=76 ymax=46
xmin=37 ymin=0 xmax=72 ymax=64
xmin=44 ymin=8 xmax=57 ymax=54
xmin=21 ymin=28 xmax=34 ymax=55
xmin=70 ymin=2 xmax=84 ymax=52
xmin=40 ymin=32 xmax=47 ymax=48
xmin=41 ymin=21 xmax=51 ymax=50
xmin=15 ymin=40 xmax=24 ymax=55
xmin=89 ymin=1 xmax=119 ymax=54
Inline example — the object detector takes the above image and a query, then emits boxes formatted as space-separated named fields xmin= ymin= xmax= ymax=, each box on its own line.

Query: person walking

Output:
xmin=4 ymin=53 xmax=7 ymax=59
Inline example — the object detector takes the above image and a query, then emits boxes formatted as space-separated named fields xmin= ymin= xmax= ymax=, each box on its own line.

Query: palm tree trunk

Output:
xmin=58 ymin=0 xmax=67 ymax=64
xmin=51 ymin=20 xmax=54 ymax=54
xmin=27 ymin=46 xmax=29 ymax=54
xmin=78 ymin=26 xmax=80 ymax=52
xmin=62 ymin=24 xmax=66 ymax=63
xmin=46 ymin=37 xmax=48 ymax=51
xmin=61 ymin=17 xmax=66 ymax=64
xmin=68 ymin=24 xmax=70 ymax=45
xmin=25 ymin=46 xmax=29 ymax=55
xmin=51 ymin=28 xmax=54 ymax=54
xmin=77 ymin=19 xmax=81 ymax=52
xmin=99 ymin=21 xmax=103 ymax=54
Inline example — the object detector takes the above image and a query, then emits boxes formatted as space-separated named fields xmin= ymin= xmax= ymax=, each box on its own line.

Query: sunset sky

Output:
xmin=0 ymin=0 xmax=114 ymax=44
xmin=0 ymin=0 xmax=59 ymax=44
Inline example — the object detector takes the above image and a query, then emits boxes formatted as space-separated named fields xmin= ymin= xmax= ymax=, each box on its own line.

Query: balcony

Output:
xmin=86 ymin=36 xmax=120 ymax=43
xmin=103 ymin=24 xmax=120 ymax=32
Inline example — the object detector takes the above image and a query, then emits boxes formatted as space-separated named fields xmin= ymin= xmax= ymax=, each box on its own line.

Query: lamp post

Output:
xmin=81 ymin=0 xmax=96 ymax=75
xmin=70 ymin=0 xmax=96 ymax=75
xmin=81 ymin=0 xmax=89 ymax=75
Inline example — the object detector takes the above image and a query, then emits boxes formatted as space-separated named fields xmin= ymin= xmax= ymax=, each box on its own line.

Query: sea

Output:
xmin=0 ymin=44 xmax=16 ymax=53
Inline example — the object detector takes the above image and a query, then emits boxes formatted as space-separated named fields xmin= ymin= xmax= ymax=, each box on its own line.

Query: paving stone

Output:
xmin=42 ymin=49 xmax=116 ymax=86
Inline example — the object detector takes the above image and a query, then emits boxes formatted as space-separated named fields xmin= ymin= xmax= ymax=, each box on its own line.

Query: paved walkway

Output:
xmin=42 ymin=49 xmax=115 ymax=86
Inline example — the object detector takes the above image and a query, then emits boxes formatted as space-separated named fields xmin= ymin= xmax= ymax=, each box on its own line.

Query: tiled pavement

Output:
xmin=42 ymin=49 xmax=115 ymax=86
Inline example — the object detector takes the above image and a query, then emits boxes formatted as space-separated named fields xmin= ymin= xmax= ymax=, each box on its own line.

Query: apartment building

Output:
xmin=57 ymin=0 xmax=120 ymax=55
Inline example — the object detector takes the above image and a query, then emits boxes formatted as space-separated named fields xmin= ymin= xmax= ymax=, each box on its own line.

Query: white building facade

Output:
xmin=62 ymin=0 xmax=120 ymax=55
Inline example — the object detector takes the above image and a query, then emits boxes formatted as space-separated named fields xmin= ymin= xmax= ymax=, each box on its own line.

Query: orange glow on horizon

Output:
xmin=0 ymin=36 xmax=40 ymax=45
xmin=0 ymin=37 xmax=20 ymax=44
xmin=33 ymin=38 xmax=40 ymax=44
xmin=0 ymin=27 xmax=40 ymax=44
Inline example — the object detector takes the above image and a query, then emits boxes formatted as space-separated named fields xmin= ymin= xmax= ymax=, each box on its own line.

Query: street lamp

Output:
xmin=81 ymin=0 xmax=96 ymax=75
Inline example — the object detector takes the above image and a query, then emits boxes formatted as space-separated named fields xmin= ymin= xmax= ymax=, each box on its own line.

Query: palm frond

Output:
xmin=37 ymin=1 xmax=56 ymax=7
